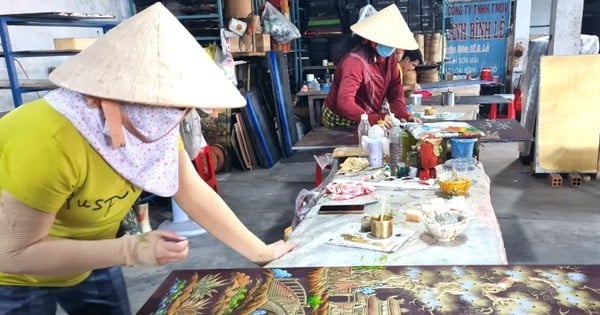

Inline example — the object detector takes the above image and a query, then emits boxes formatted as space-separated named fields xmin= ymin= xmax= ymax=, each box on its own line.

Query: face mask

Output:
xmin=375 ymin=44 xmax=395 ymax=57
xmin=119 ymin=103 xmax=189 ymax=143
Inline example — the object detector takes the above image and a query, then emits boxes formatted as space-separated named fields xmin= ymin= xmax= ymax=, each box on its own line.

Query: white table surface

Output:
xmin=267 ymin=163 xmax=507 ymax=268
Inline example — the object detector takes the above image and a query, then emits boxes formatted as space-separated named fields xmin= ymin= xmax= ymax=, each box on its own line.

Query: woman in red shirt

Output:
xmin=323 ymin=4 xmax=421 ymax=128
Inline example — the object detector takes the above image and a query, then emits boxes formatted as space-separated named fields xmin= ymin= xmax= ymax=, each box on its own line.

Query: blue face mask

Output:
xmin=375 ymin=44 xmax=395 ymax=57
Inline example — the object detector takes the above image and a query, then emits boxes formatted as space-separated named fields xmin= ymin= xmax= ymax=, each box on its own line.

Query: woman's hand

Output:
xmin=408 ymin=115 xmax=422 ymax=124
xmin=399 ymin=115 xmax=421 ymax=124
xmin=385 ymin=113 xmax=421 ymax=128
xmin=254 ymin=240 xmax=297 ymax=265
xmin=269 ymin=240 xmax=297 ymax=260
xmin=383 ymin=114 xmax=395 ymax=129
xmin=153 ymin=230 xmax=189 ymax=265
xmin=123 ymin=230 xmax=189 ymax=266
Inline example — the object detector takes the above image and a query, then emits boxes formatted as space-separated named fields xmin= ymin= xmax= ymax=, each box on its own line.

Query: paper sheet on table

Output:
xmin=416 ymin=112 xmax=465 ymax=121
xmin=404 ymin=121 xmax=484 ymax=139
xmin=326 ymin=227 xmax=417 ymax=253
xmin=371 ymin=178 xmax=439 ymax=190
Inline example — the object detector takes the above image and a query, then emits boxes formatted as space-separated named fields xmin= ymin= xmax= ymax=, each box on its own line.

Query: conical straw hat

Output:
xmin=350 ymin=4 xmax=418 ymax=50
xmin=49 ymin=2 xmax=245 ymax=109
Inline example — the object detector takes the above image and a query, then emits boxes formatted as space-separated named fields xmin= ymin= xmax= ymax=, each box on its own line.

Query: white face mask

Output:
xmin=46 ymin=89 xmax=186 ymax=197
xmin=118 ymin=103 xmax=188 ymax=144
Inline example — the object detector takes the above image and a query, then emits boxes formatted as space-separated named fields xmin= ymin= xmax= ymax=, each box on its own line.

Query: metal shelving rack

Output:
xmin=131 ymin=0 xmax=224 ymax=43
xmin=0 ymin=15 xmax=118 ymax=107
xmin=289 ymin=0 xmax=302 ymax=88
xmin=440 ymin=0 xmax=448 ymax=78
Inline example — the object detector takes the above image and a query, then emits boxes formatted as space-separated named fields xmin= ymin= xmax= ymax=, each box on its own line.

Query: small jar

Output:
xmin=480 ymin=67 xmax=492 ymax=81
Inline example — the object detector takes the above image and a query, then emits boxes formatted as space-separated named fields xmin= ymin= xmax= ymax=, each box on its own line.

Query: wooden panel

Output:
xmin=332 ymin=146 xmax=368 ymax=158
xmin=536 ymin=55 xmax=600 ymax=173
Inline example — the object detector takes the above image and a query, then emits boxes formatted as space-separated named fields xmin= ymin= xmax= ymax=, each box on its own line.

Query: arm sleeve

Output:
xmin=387 ymin=60 xmax=410 ymax=120
xmin=0 ymin=191 xmax=138 ymax=274
xmin=333 ymin=57 xmax=378 ymax=124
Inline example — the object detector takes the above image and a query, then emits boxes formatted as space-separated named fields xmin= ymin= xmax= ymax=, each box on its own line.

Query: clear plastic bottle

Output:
xmin=357 ymin=113 xmax=370 ymax=148
xmin=389 ymin=119 xmax=403 ymax=176
xmin=379 ymin=104 xmax=391 ymax=138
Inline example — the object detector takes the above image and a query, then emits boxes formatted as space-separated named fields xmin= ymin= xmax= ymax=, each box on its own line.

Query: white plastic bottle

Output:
xmin=357 ymin=113 xmax=370 ymax=148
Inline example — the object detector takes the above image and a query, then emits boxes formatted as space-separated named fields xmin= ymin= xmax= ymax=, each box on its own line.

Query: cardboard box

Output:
xmin=228 ymin=35 xmax=244 ymax=53
xmin=53 ymin=37 xmax=96 ymax=50
xmin=225 ymin=0 xmax=252 ymax=19
xmin=421 ymin=16 xmax=434 ymax=31
xmin=249 ymin=15 xmax=262 ymax=34
xmin=228 ymin=34 xmax=270 ymax=54
xmin=253 ymin=34 xmax=270 ymax=52
xmin=420 ymin=0 xmax=434 ymax=10
xmin=398 ymin=4 xmax=409 ymax=15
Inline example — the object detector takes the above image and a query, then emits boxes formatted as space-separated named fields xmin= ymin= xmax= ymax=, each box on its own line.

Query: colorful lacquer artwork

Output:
xmin=139 ymin=265 xmax=600 ymax=314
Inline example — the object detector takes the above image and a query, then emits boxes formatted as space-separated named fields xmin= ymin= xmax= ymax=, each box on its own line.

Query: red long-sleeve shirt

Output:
xmin=324 ymin=45 xmax=408 ymax=125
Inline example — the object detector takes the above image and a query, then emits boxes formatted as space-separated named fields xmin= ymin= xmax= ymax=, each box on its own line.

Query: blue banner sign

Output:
xmin=444 ymin=0 xmax=510 ymax=80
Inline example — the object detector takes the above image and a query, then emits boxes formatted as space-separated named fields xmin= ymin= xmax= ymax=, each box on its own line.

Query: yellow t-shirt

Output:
xmin=0 ymin=98 xmax=142 ymax=286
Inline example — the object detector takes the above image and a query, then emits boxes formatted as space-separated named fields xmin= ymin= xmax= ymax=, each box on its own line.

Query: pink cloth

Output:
xmin=412 ymin=90 xmax=433 ymax=99
xmin=325 ymin=181 xmax=375 ymax=201
xmin=45 ymin=89 xmax=184 ymax=197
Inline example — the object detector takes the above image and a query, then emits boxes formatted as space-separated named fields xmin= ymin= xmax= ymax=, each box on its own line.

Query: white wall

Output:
xmin=0 ymin=0 xmax=132 ymax=111
xmin=530 ymin=0 xmax=552 ymax=36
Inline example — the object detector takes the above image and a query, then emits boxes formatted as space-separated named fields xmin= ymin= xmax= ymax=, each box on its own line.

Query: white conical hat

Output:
xmin=49 ymin=2 xmax=245 ymax=109
xmin=350 ymin=4 xmax=418 ymax=50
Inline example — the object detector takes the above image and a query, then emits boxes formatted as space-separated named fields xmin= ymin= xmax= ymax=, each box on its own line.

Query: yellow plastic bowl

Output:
xmin=438 ymin=174 xmax=472 ymax=196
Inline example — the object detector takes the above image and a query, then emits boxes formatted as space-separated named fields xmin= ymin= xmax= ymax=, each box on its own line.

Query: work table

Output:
xmin=266 ymin=162 xmax=507 ymax=268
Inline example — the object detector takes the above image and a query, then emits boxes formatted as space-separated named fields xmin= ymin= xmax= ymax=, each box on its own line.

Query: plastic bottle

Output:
xmin=389 ymin=119 xmax=403 ymax=176
xmin=375 ymin=119 xmax=390 ymax=160
xmin=380 ymin=103 xmax=391 ymax=137
xmin=401 ymin=128 xmax=416 ymax=163
xmin=377 ymin=119 xmax=386 ymax=135
xmin=357 ymin=113 xmax=370 ymax=148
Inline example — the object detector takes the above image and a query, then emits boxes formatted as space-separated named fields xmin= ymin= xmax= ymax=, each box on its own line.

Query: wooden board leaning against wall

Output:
xmin=536 ymin=54 xmax=600 ymax=173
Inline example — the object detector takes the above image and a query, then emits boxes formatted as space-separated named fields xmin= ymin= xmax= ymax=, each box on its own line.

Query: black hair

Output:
xmin=348 ymin=34 xmax=367 ymax=52
xmin=401 ymin=49 xmax=423 ymax=64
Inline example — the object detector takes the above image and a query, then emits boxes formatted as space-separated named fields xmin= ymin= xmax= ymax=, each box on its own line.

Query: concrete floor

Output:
xmin=121 ymin=142 xmax=600 ymax=313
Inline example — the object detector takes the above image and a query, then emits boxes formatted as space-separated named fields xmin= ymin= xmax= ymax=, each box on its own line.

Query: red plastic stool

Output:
xmin=194 ymin=146 xmax=219 ymax=192
xmin=506 ymin=100 xmax=516 ymax=119
xmin=489 ymin=100 xmax=516 ymax=119
xmin=488 ymin=103 xmax=498 ymax=119
xmin=489 ymin=94 xmax=516 ymax=120
xmin=513 ymin=87 xmax=522 ymax=118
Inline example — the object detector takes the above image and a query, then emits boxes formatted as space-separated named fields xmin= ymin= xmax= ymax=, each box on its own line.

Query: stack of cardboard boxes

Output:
xmin=225 ymin=0 xmax=270 ymax=54
xmin=370 ymin=0 xmax=446 ymax=33
xmin=227 ymin=24 xmax=270 ymax=54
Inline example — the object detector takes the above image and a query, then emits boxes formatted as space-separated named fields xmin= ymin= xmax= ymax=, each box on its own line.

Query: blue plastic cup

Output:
xmin=450 ymin=138 xmax=478 ymax=159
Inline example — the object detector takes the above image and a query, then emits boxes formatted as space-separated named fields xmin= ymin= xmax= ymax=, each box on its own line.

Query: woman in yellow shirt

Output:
xmin=0 ymin=3 xmax=294 ymax=315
